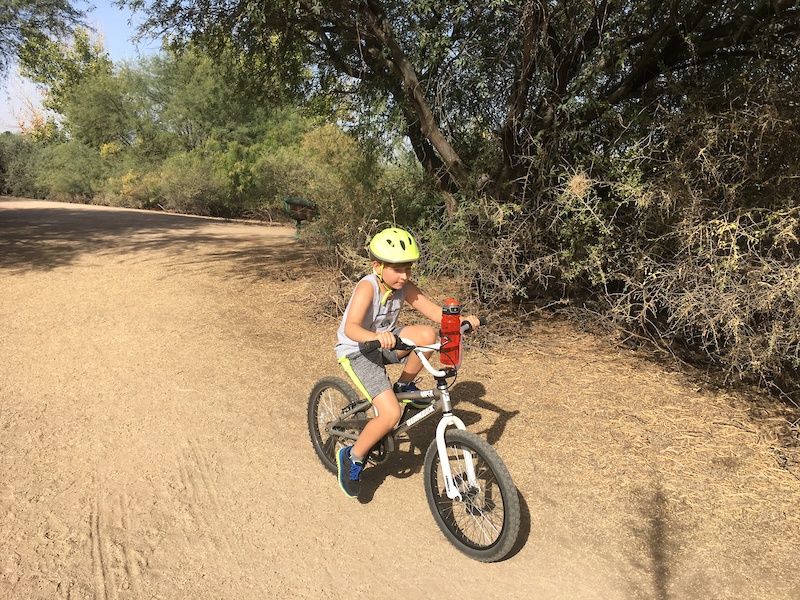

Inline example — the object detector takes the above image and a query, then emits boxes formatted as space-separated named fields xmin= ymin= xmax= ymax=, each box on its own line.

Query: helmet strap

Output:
xmin=374 ymin=264 xmax=394 ymax=305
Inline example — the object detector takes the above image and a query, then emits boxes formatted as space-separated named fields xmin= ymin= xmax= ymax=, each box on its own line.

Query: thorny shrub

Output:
xmin=317 ymin=74 xmax=800 ymax=405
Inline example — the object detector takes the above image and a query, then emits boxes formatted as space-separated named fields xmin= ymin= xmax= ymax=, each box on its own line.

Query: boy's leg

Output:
xmin=395 ymin=324 xmax=437 ymax=384
xmin=351 ymin=389 xmax=402 ymax=460
xmin=337 ymin=353 xmax=402 ymax=498
xmin=339 ymin=390 xmax=401 ymax=498
xmin=336 ymin=376 xmax=401 ymax=498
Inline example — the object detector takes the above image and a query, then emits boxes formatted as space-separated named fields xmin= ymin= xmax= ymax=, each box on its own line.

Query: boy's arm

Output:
xmin=405 ymin=281 xmax=444 ymax=323
xmin=343 ymin=279 xmax=396 ymax=348
xmin=405 ymin=281 xmax=482 ymax=330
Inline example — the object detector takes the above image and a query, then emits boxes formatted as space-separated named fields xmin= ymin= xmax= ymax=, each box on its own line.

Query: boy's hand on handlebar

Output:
xmin=373 ymin=330 xmax=396 ymax=349
xmin=461 ymin=315 xmax=482 ymax=332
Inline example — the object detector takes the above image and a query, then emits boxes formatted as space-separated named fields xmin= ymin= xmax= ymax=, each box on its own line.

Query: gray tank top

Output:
xmin=335 ymin=273 xmax=407 ymax=359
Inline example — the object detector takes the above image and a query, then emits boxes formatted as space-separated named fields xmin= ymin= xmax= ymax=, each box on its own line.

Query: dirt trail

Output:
xmin=1 ymin=197 xmax=798 ymax=600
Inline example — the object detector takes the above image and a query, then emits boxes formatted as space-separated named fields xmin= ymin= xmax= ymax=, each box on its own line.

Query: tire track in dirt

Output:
xmin=89 ymin=491 xmax=112 ymax=600
xmin=88 ymin=442 xmax=248 ymax=600
xmin=171 ymin=438 xmax=247 ymax=599
xmin=90 ymin=478 xmax=147 ymax=600
xmin=119 ymin=493 xmax=145 ymax=599
xmin=176 ymin=439 xmax=233 ymax=556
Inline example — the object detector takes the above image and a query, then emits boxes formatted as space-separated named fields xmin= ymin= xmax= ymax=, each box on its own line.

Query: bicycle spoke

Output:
xmin=443 ymin=450 xmax=501 ymax=546
xmin=322 ymin=434 xmax=337 ymax=457
xmin=424 ymin=429 xmax=519 ymax=561
xmin=308 ymin=377 xmax=369 ymax=474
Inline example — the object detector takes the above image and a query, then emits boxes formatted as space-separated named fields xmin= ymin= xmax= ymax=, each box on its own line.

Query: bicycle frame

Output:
xmin=328 ymin=337 xmax=479 ymax=501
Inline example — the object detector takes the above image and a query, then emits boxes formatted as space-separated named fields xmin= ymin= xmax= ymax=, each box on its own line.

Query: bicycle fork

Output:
xmin=436 ymin=386 xmax=478 ymax=501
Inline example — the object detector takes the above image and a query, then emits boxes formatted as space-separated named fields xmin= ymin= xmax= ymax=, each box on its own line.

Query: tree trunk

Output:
xmin=362 ymin=0 xmax=471 ymax=192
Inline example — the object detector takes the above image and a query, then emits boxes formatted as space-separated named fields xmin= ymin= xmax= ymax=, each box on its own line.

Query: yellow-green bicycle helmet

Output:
xmin=368 ymin=227 xmax=420 ymax=264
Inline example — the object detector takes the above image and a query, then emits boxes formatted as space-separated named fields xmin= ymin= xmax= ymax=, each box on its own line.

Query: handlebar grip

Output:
xmin=362 ymin=335 xmax=415 ymax=353
xmin=460 ymin=317 xmax=488 ymax=334
xmin=362 ymin=340 xmax=382 ymax=352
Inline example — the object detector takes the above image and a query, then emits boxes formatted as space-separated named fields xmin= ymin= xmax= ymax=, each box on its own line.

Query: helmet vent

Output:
xmin=399 ymin=240 xmax=406 ymax=250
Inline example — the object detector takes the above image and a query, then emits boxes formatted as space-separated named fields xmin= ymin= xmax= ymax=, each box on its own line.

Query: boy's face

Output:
xmin=374 ymin=261 xmax=413 ymax=289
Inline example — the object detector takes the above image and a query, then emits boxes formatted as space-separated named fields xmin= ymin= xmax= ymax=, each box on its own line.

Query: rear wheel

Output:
xmin=307 ymin=377 xmax=373 ymax=473
xmin=423 ymin=429 xmax=520 ymax=562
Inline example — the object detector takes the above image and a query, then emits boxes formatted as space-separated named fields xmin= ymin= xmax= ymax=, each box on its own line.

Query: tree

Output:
xmin=146 ymin=47 xmax=282 ymax=149
xmin=61 ymin=67 xmax=137 ymax=147
xmin=124 ymin=0 xmax=800 ymax=205
xmin=18 ymin=25 xmax=113 ymax=113
xmin=36 ymin=138 xmax=104 ymax=197
xmin=0 ymin=0 xmax=85 ymax=79
xmin=0 ymin=131 xmax=44 ymax=197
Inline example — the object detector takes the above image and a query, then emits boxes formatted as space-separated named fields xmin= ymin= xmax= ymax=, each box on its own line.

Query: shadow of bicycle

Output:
xmin=448 ymin=380 xmax=521 ymax=445
xmin=357 ymin=416 xmax=436 ymax=502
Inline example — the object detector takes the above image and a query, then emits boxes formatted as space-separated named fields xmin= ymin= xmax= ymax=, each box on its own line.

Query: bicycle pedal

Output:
xmin=342 ymin=403 xmax=360 ymax=415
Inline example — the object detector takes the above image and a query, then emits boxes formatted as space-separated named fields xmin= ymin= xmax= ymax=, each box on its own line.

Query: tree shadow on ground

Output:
xmin=627 ymin=480 xmax=681 ymax=600
xmin=0 ymin=199 xmax=306 ymax=278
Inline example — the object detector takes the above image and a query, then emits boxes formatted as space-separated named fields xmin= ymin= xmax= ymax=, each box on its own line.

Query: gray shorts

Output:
xmin=342 ymin=327 xmax=408 ymax=400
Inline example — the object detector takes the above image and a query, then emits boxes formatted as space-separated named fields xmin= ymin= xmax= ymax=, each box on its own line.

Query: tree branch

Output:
xmin=361 ymin=0 xmax=470 ymax=189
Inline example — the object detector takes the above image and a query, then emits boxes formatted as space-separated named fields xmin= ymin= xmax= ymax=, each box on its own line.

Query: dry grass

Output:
xmin=467 ymin=314 xmax=800 ymax=596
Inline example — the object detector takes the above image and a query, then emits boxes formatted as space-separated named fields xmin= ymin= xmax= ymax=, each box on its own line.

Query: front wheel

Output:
xmin=307 ymin=377 xmax=372 ymax=473
xmin=423 ymin=429 xmax=520 ymax=562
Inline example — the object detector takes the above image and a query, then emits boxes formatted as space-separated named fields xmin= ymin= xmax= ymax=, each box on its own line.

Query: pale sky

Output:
xmin=0 ymin=1 xmax=160 ymax=133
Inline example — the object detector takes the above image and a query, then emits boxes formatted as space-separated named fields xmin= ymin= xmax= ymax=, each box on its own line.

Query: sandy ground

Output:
xmin=1 ymin=197 xmax=799 ymax=600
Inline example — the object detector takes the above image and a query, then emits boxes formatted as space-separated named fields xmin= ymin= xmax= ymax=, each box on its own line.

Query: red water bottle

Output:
xmin=440 ymin=298 xmax=462 ymax=368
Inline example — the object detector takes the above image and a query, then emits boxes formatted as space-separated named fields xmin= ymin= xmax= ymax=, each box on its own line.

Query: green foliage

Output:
xmin=153 ymin=150 xmax=231 ymax=215
xmin=15 ymin=2 xmax=800 ymax=400
xmin=61 ymin=67 xmax=136 ymax=147
xmin=0 ymin=131 xmax=44 ymax=197
xmin=256 ymin=124 xmax=402 ymax=240
xmin=100 ymin=168 xmax=161 ymax=210
xmin=19 ymin=26 xmax=113 ymax=113
xmin=120 ymin=0 xmax=800 ymax=203
xmin=0 ymin=0 xmax=84 ymax=79
xmin=35 ymin=140 xmax=105 ymax=199
xmin=26 ymin=115 xmax=66 ymax=146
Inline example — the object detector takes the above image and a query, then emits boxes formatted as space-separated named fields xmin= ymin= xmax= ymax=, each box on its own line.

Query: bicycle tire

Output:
xmin=307 ymin=377 xmax=371 ymax=473
xmin=423 ymin=429 xmax=520 ymax=562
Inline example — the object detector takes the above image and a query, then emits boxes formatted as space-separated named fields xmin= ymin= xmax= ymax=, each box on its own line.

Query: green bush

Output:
xmin=35 ymin=140 xmax=105 ymax=200
xmin=154 ymin=150 xmax=231 ymax=216
xmin=0 ymin=132 xmax=44 ymax=198
xmin=98 ymin=169 xmax=161 ymax=209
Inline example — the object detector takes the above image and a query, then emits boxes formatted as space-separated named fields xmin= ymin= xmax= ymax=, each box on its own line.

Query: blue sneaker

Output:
xmin=394 ymin=380 xmax=433 ymax=408
xmin=393 ymin=380 xmax=420 ymax=394
xmin=337 ymin=446 xmax=363 ymax=498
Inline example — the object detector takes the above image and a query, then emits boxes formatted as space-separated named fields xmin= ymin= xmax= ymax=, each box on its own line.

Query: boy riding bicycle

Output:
xmin=334 ymin=227 xmax=480 ymax=498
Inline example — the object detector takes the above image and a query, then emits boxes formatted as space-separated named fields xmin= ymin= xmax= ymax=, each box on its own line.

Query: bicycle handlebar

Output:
xmin=361 ymin=317 xmax=487 ymax=353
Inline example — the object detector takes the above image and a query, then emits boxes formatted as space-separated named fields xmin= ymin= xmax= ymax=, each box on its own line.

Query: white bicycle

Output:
xmin=307 ymin=320 xmax=521 ymax=562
